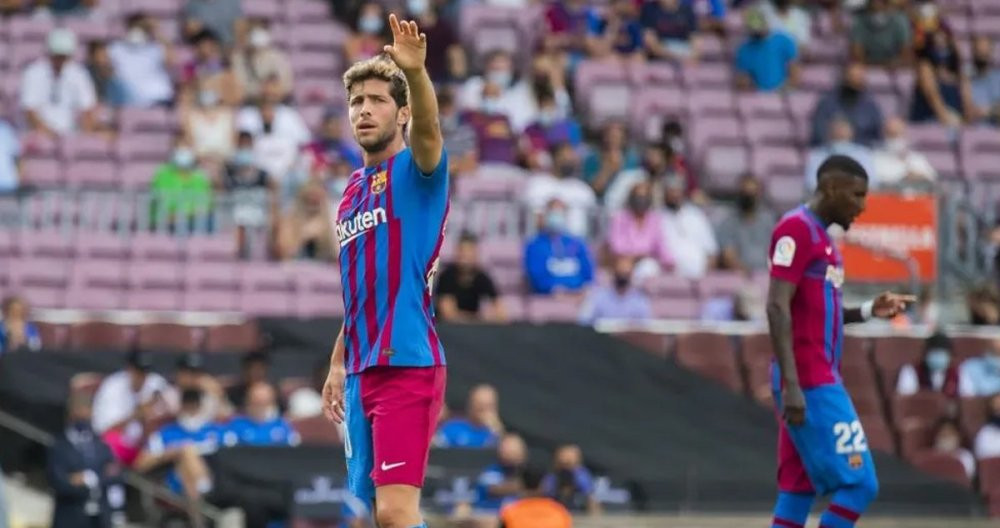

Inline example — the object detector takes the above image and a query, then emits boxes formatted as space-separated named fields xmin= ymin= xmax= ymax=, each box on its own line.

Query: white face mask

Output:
xmin=178 ymin=414 xmax=207 ymax=432
xmin=886 ymin=137 xmax=908 ymax=154
xmin=249 ymin=28 xmax=271 ymax=48
xmin=173 ymin=148 xmax=196 ymax=169
xmin=407 ymin=0 xmax=429 ymax=16
xmin=487 ymin=70 xmax=512 ymax=89
xmin=126 ymin=27 xmax=148 ymax=45
xmin=198 ymin=90 xmax=219 ymax=107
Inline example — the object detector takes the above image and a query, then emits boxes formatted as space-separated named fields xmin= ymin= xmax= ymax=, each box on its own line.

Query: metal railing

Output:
xmin=939 ymin=189 xmax=996 ymax=294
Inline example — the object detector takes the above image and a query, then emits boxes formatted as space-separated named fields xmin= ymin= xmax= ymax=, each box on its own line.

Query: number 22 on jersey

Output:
xmin=833 ymin=420 xmax=868 ymax=454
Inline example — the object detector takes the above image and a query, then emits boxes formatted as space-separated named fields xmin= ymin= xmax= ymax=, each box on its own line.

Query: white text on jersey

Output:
xmin=337 ymin=207 xmax=388 ymax=247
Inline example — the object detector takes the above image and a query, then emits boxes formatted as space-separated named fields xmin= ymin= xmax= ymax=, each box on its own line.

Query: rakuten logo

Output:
xmin=337 ymin=207 xmax=387 ymax=247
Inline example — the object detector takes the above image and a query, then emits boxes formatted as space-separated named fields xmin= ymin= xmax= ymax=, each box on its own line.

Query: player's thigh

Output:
xmin=788 ymin=385 xmax=875 ymax=495
xmin=374 ymin=484 xmax=422 ymax=522
xmin=363 ymin=366 xmax=446 ymax=488
xmin=344 ymin=374 xmax=376 ymax=505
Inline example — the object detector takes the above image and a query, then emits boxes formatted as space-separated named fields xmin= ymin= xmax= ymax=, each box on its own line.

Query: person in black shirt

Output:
xmin=435 ymin=232 xmax=506 ymax=322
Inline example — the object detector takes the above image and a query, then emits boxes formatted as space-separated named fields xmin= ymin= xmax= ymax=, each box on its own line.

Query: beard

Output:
xmin=357 ymin=124 xmax=398 ymax=154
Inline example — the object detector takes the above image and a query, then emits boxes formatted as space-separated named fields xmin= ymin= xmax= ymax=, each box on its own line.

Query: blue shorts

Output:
xmin=772 ymin=382 xmax=877 ymax=496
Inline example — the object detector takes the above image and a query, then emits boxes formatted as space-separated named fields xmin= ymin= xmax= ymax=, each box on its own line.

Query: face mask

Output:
xmin=669 ymin=137 xmax=685 ymax=155
xmin=558 ymin=163 xmax=577 ymax=178
xmin=629 ymin=195 xmax=651 ymax=213
xmin=886 ymin=137 xmax=908 ymax=154
xmin=232 ymin=148 xmax=254 ymax=167
xmin=613 ymin=274 xmax=630 ymax=290
xmin=249 ymin=28 xmax=271 ymax=48
xmin=990 ymin=413 xmax=1000 ymax=427
xmin=126 ymin=27 xmax=148 ymax=45
xmin=538 ymin=110 xmax=558 ymax=126
xmin=665 ymin=201 xmax=681 ymax=212
xmin=359 ymin=15 xmax=383 ymax=34
xmin=178 ymin=414 xmax=207 ymax=432
xmin=255 ymin=406 xmax=278 ymax=422
xmin=440 ymin=113 xmax=458 ymax=130
xmin=935 ymin=434 xmax=960 ymax=452
xmin=736 ymin=193 xmax=756 ymax=212
xmin=925 ymin=349 xmax=950 ymax=371
xmin=407 ymin=0 xmax=429 ymax=15
xmin=871 ymin=12 xmax=889 ymax=25
xmin=841 ymin=85 xmax=861 ymax=99
xmin=987 ymin=355 xmax=1000 ymax=369
xmin=975 ymin=58 xmax=991 ymax=72
xmin=173 ymin=148 xmax=196 ymax=169
xmin=198 ymin=90 xmax=219 ymax=107
xmin=487 ymin=70 xmax=512 ymax=89
xmin=919 ymin=3 xmax=937 ymax=22
xmin=545 ymin=211 xmax=567 ymax=232
xmin=482 ymin=97 xmax=502 ymax=115
xmin=71 ymin=420 xmax=91 ymax=432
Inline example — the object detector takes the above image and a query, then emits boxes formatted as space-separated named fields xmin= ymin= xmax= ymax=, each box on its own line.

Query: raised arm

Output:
xmin=383 ymin=14 xmax=443 ymax=174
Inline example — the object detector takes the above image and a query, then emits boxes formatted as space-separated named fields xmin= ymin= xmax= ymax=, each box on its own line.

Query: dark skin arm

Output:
xmin=766 ymin=278 xmax=805 ymax=426
xmin=844 ymin=292 xmax=916 ymax=325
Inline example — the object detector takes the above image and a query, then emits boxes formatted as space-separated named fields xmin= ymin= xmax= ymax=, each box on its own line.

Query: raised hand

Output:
xmin=382 ymin=13 xmax=426 ymax=75
xmin=872 ymin=291 xmax=917 ymax=319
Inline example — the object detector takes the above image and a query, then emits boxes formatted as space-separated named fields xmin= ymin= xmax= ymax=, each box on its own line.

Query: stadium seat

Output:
xmin=649 ymin=297 xmax=701 ymax=320
xmin=799 ymin=64 xmax=838 ymax=92
xmin=183 ymin=262 xmax=241 ymax=312
xmin=614 ymin=331 xmax=670 ymax=358
xmin=639 ymin=274 xmax=694 ymax=298
xmin=702 ymin=144 xmax=750 ymax=194
xmin=980 ymin=457 xmax=1000 ymax=494
xmin=630 ymin=86 xmax=686 ymax=139
xmin=865 ymin=67 xmax=895 ymax=94
xmin=872 ymin=336 xmax=925 ymax=390
xmin=911 ymin=451 xmax=972 ymax=487
xmin=681 ymin=61 xmax=732 ymax=89
xmin=959 ymin=397 xmax=989 ymax=441
xmin=186 ymin=235 xmax=237 ymax=262
xmin=8 ymin=258 xmax=69 ymax=308
xmin=587 ymin=84 xmax=632 ymax=123
xmin=68 ymin=322 xmax=134 ymax=351
xmin=859 ymin=414 xmax=895 ymax=453
xmin=908 ymin=123 xmax=957 ymax=152
xmin=68 ymin=260 xmax=126 ymax=310
xmin=239 ymin=263 xmax=296 ymax=316
xmin=898 ymin=422 xmax=935 ymax=461
xmin=21 ymin=157 xmax=64 ymax=187
xmin=925 ymin=150 xmax=960 ymax=181
xmin=674 ymin=333 xmax=743 ymax=392
xmin=840 ymin=336 xmax=870 ymax=367
xmin=119 ymin=107 xmax=172 ymax=134
xmin=292 ymin=415 xmax=341 ymax=446
xmin=204 ymin=322 xmax=259 ymax=353
xmin=785 ymin=91 xmax=822 ymax=125
xmin=471 ymin=25 xmax=520 ymax=61
xmin=454 ymin=176 xmax=512 ymax=201
xmin=61 ymin=134 xmax=114 ymax=161
xmin=116 ymin=133 xmax=172 ymax=162
xmin=745 ymin=118 xmax=799 ymax=147
xmin=131 ymin=233 xmax=185 ymax=262
xmin=19 ymin=229 xmax=75 ymax=259
xmin=125 ymin=261 xmax=183 ymax=311
xmin=137 ymin=323 xmax=202 ymax=352
xmin=66 ymin=160 xmax=119 ymax=188
xmin=242 ymin=0 xmax=282 ymax=19
xmin=525 ymin=295 xmax=580 ymax=323
xmin=952 ymin=336 xmax=991 ymax=361
xmin=118 ymin=160 xmax=163 ymax=189
xmin=75 ymin=232 xmax=129 ymax=262
xmin=736 ymin=92 xmax=786 ymax=120
xmin=890 ymin=392 xmax=951 ymax=430
xmin=293 ymin=263 xmax=344 ymax=319
xmin=687 ymin=89 xmax=737 ymax=118
xmin=841 ymin=363 xmax=879 ymax=395
xmin=695 ymin=272 xmax=746 ymax=299
xmin=498 ymin=294 xmax=524 ymax=321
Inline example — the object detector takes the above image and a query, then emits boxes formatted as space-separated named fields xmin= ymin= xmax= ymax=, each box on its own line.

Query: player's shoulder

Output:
xmin=772 ymin=207 xmax=815 ymax=239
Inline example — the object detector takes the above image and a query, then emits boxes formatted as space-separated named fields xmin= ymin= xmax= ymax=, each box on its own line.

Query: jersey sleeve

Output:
xmin=768 ymin=216 xmax=815 ymax=284
xmin=408 ymin=147 xmax=449 ymax=184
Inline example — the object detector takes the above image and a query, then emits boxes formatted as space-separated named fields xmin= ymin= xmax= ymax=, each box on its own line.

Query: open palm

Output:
xmin=383 ymin=13 xmax=426 ymax=74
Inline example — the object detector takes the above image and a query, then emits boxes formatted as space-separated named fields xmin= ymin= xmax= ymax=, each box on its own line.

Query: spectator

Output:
xmin=759 ymin=0 xmax=811 ymax=48
xmin=541 ymin=444 xmax=599 ymax=514
xmin=932 ymin=418 xmax=975 ymax=480
xmin=183 ymin=30 xmax=243 ymax=107
xmin=225 ymin=382 xmax=299 ymax=446
xmin=524 ymin=142 xmax=597 ymax=237
xmin=182 ymin=0 xmax=242 ymax=46
xmin=226 ymin=349 xmax=272 ymax=411
xmin=873 ymin=117 xmax=938 ymax=188
xmin=20 ymin=29 xmax=98 ymax=136
xmin=406 ymin=0 xmax=465 ymax=83
xmin=959 ymin=338 xmax=1000 ymax=397
xmin=182 ymin=86 xmax=236 ymax=161
xmin=522 ymin=86 xmax=584 ymax=162
xmin=287 ymin=360 xmax=327 ymax=420
xmin=804 ymin=117 xmax=874 ymax=191
xmin=438 ymin=91 xmax=478 ymax=174
xmin=734 ymin=8 xmax=799 ymax=92
xmin=435 ymin=233 xmax=507 ymax=323
xmin=346 ymin=2 xmax=391 ymax=63
xmin=661 ymin=174 xmax=717 ymax=279
xmin=584 ymin=0 xmax=644 ymax=61
xmin=474 ymin=433 xmax=529 ymax=512
xmin=0 ymin=295 xmax=41 ymax=354
xmin=810 ymin=61 xmax=884 ymax=147
xmin=458 ymin=50 xmax=537 ymax=133
xmin=909 ymin=19 xmax=973 ymax=125
xmin=85 ymin=41 xmax=128 ymax=108
xmin=968 ymin=282 xmax=1000 ymax=326
xmin=172 ymin=353 xmax=231 ymax=422
xmin=238 ymin=74 xmax=311 ymax=184
xmin=150 ymin=137 xmax=214 ymax=230
xmin=970 ymin=35 xmax=1000 ymax=125
xmin=583 ymin=121 xmax=640 ymax=197
xmin=716 ymin=174 xmax=777 ymax=273
xmin=497 ymin=469 xmax=572 ymax=528
xmin=63 ymin=0 xmax=111 ymax=20
xmin=463 ymin=104 xmax=517 ymax=165
xmin=48 ymin=392 xmax=123 ymax=528
xmin=542 ymin=0 xmax=591 ymax=61
xmin=92 ymin=349 xmax=176 ymax=466
xmin=896 ymin=332 xmax=961 ymax=397
xmin=29 ymin=0 xmax=52 ymax=19
xmin=275 ymin=181 xmax=336 ymax=262
xmin=606 ymin=180 xmax=673 ymax=272
xmin=223 ymin=132 xmax=270 ymax=191
xmin=0 ymin=117 xmax=17 ymax=195
xmin=578 ymin=256 xmax=652 ymax=326
xmin=300 ymin=107 xmax=363 ymax=189
xmin=231 ymin=17 xmax=293 ymax=102
xmin=603 ymin=140 xmax=697 ymax=210
xmin=974 ymin=393 xmax=1000 ymax=459
xmin=524 ymin=199 xmax=595 ymax=295
xmin=849 ymin=0 xmax=911 ymax=66
xmin=640 ymin=0 xmax=700 ymax=63
xmin=109 ymin=13 xmax=175 ymax=107
xmin=435 ymin=384 xmax=504 ymax=448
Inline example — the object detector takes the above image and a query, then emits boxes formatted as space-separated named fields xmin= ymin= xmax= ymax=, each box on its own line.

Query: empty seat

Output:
xmin=696 ymin=272 xmax=746 ymax=299
xmin=980 ymin=457 xmax=1000 ymax=494
xmin=131 ymin=233 xmax=185 ymax=261
xmin=649 ymin=297 xmax=700 ymax=320
xmin=587 ymin=84 xmax=631 ymax=123
xmin=239 ymin=263 xmax=296 ymax=316
xmin=799 ymin=64 xmax=838 ymax=92
xmin=119 ymin=161 xmax=162 ymax=189
xmin=7 ymin=258 xmax=69 ymax=308
xmin=897 ymin=422 xmax=934 ymax=461
xmin=499 ymin=294 xmax=524 ymax=321
xmin=629 ymin=86 xmax=685 ymax=138
xmin=840 ymin=336 xmax=870 ymax=367
xmin=293 ymin=78 xmax=345 ymax=105
xmin=687 ymin=89 xmax=737 ymax=117
xmin=183 ymin=262 xmax=241 ymax=312
xmin=125 ymin=261 xmax=183 ymax=311
xmin=744 ymin=118 xmax=798 ymax=146
xmin=952 ymin=336 xmax=991 ymax=361
xmin=286 ymin=0 xmax=333 ymax=23
xmin=116 ymin=133 xmax=172 ymax=161
xmin=204 ymin=322 xmax=259 ymax=353
xmin=137 ymin=323 xmax=202 ymax=352
xmin=959 ymin=397 xmax=988 ymax=441
xmin=242 ymin=0 xmax=282 ymax=19
xmin=908 ymin=123 xmax=956 ymax=152
xmin=911 ymin=451 xmax=972 ymax=487
xmin=288 ymin=22 xmax=346 ymax=52
xmin=639 ymin=275 xmax=693 ymax=298
xmin=186 ymin=235 xmax=237 ymax=262
xmin=75 ymin=232 xmax=129 ymax=261
xmin=119 ymin=107 xmax=172 ymax=134
xmin=751 ymin=145 xmax=803 ymax=176
xmin=68 ymin=322 xmax=134 ymax=350
xmin=21 ymin=158 xmax=63 ymax=187
xmin=891 ymin=392 xmax=950 ymax=429
xmin=859 ymin=414 xmax=894 ymax=453
xmin=841 ymin=363 xmax=878 ymax=394
xmin=674 ymin=332 xmax=742 ymax=392
xmin=34 ymin=321 xmax=67 ymax=349
xmin=525 ymin=295 xmax=580 ymax=323
xmin=293 ymin=263 xmax=344 ymax=318
xmin=872 ymin=336 xmax=925 ymax=388
xmin=681 ymin=62 xmax=732 ymax=88
xmin=61 ymin=134 xmax=114 ymax=161
xmin=736 ymin=92 xmax=786 ymax=119
xmin=66 ymin=160 xmax=119 ymax=188
xmin=68 ymin=260 xmax=126 ymax=310
xmin=701 ymin=145 xmax=749 ymax=193
xmin=20 ymin=230 xmax=75 ymax=259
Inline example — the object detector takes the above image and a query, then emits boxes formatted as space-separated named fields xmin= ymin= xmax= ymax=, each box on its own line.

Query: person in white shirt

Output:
xmin=20 ymin=28 xmax=98 ymax=136
xmin=91 ymin=349 xmax=176 ymax=465
xmin=873 ymin=116 xmax=938 ymax=188
xmin=287 ymin=361 xmax=327 ymax=420
xmin=661 ymin=174 xmax=718 ymax=279
xmin=0 ymin=120 xmax=21 ymax=193
xmin=523 ymin=142 xmax=597 ymax=237
xmin=108 ymin=13 xmax=175 ymax=107
xmin=236 ymin=75 xmax=311 ymax=186
xmin=931 ymin=418 xmax=976 ymax=480
xmin=458 ymin=50 xmax=538 ymax=133
xmin=805 ymin=117 xmax=875 ymax=192
xmin=759 ymin=0 xmax=812 ymax=48
xmin=896 ymin=332 xmax=964 ymax=397
xmin=974 ymin=393 xmax=1000 ymax=459
xmin=231 ymin=18 xmax=294 ymax=102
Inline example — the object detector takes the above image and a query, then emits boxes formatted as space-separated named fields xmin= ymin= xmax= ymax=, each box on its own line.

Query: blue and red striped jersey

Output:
xmin=336 ymin=147 xmax=450 ymax=374
xmin=768 ymin=205 xmax=844 ymax=389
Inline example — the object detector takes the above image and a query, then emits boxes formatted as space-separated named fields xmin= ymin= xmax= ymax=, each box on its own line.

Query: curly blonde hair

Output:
xmin=342 ymin=56 xmax=409 ymax=109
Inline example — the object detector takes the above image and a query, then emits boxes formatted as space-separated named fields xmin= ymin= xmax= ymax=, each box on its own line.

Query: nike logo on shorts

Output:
xmin=381 ymin=461 xmax=406 ymax=471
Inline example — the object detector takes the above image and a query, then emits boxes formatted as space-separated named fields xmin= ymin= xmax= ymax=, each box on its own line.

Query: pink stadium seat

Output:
xmin=803 ymin=37 xmax=847 ymax=64
xmin=573 ymin=60 xmax=628 ymax=105
xmin=694 ymin=33 xmax=727 ymax=62
xmin=116 ymin=133 xmax=172 ymax=161
xmin=68 ymin=260 xmax=126 ymax=310
xmin=286 ymin=0 xmax=333 ymax=24
xmin=7 ymin=16 xmax=54 ymax=42
xmin=908 ymin=123 xmax=956 ymax=152
xmin=696 ymin=272 xmax=746 ymax=298
xmin=61 ymin=134 xmax=114 ymax=161
xmin=891 ymin=392 xmax=950 ymax=430
xmin=785 ymin=91 xmax=821 ymax=122
xmin=239 ymin=263 xmax=296 ymax=316
xmin=186 ymin=235 xmax=237 ymax=262
xmin=649 ymin=297 xmax=701 ymax=319
xmin=912 ymin=451 xmax=972 ymax=487
xmin=489 ymin=267 xmax=524 ymax=295
xmin=479 ymin=239 xmax=522 ymax=268
xmin=629 ymin=61 xmax=678 ymax=87
xmin=131 ymin=233 xmax=185 ymax=261
xmin=799 ymin=64 xmax=838 ymax=92
xmin=75 ymin=232 xmax=129 ymax=261
xmin=61 ymin=16 xmax=110 ymax=41
xmin=454 ymin=176 xmax=512 ymax=201
xmin=859 ymin=415 xmax=894 ymax=453
xmin=971 ymin=14 xmax=1000 ymax=38
xmin=0 ymin=230 xmax=16 ymax=259
xmin=630 ymin=86 xmax=685 ymax=138
xmin=686 ymin=88 xmax=737 ymax=118
xmin=525 ymin=295 xmax=580 ymax=323
xmin=458 ymin=3 xmax=518 ymax=43
xmin=689 ymin=117 xmax=743 ymax=155
xmin=118 ymin=161 xmax=161 ymax=189
xmin=242 ymin=0 xmax=282 ymax=19
xmin=293 ymin=78 xmax=345 ymax=105
xmin=8 ymin=258 xmax=69 ymax=302
xmin=865 ymin=67 xmax=895 ymax=93
xmin=874 ymin=93 xmax=902 ymax=119
xmin=119 ymin=107 xmax=172 ymax=134
xmin=924 ymin=150 xmax=959 ymax=180
xmin=471 ymin=26 xmax=520 ymax=60
xmin=291 ymin=262 xmax=343 ymax=318
xmin=736 ymin=92 xmax=786 ymax=119
xmin=204 ymin=322 xmax=259 ymax=352
xmin=125 ymin=261 xmax=183 ymax=311
xmin=21 ymin=158 xmax=64 ymax=187
xmin=682 ymin=62 xmax=732 ymax=89
xmin=871 ymin=336 xmax=924 ymax=388
xmin=701 ymin=145 xmax=749 ymax=193
xmin=291 ymin=51 xmax=341 ymax=78
xmin=498 ymin=294 xmax=524 ymax=321
xmin=765 ymin=172 xmax=806 ymax=210
xmin=183 ymin=262 xmax=241 ymax=312
xmin=751 ymin=145 xmax=803 ymax=175
xmin=744 ymin=118 xmax=798 ymax=146
xmin=66 ymin=160 xmax=119 ymax=188
xmin=19 ymin=230 xmax=75 ymax=259
xmin=587 ymin=84 xmax=631 ymax=123
xmin=288 ymin=21 xmax=346 ymax=51
xmin=639 ymin=275 xmax=694 ymax=298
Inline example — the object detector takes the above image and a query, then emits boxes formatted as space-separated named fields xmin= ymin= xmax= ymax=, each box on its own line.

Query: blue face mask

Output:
xmin=359 ymin=15 xmax=383 ymax=34
xmin=925 ymin=349 xmax=950 ymax=371
xmin=545 ymin=211 xmax=567 ymax=233
xmin=232 ymin=149 xmax=255 ymax=167
xmin=987 ymin=355 xmax=1000 ymax=370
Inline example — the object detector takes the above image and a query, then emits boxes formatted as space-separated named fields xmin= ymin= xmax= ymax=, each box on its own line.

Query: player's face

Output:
xmin=348 ymin=79 xmax=410 ymax=154
xmin=831 ymin=175 xmax=868 ymax=229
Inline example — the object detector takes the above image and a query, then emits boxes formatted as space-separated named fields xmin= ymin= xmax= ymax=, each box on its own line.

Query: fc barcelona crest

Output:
xmin=848 ymin=454 xmax=863 ymax=469
xmin=371 ymin=171 xmax=387 ymax=194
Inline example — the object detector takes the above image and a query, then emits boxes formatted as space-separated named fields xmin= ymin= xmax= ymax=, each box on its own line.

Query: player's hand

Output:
xmin=872 ymin=291 xmax=917 ymax=319
xmin=782 ymin=385 xmax=806 ymax=427
xmin=322 ymin=365 xmax=347 ymax=424
xmin=382 ymin=13 xmax=426 ymax=75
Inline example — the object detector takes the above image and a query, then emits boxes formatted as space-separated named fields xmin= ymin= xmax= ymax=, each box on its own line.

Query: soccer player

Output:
xmin=321 ymin=13 xmax=448 ymax=528
xmin=767 ymin=154 xmax=915 ymax=528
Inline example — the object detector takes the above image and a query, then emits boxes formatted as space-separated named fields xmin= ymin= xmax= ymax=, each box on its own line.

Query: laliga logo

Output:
xmin=825 ymin=265 xmax=845 ymax=288
xmin=337 ymin=207 xmax=387 ymax=247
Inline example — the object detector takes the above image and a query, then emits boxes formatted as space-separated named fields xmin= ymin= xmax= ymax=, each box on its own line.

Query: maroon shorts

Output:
xmin=344 ymin=366 xmax=446 ymax=502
